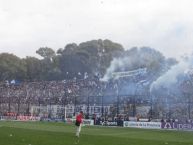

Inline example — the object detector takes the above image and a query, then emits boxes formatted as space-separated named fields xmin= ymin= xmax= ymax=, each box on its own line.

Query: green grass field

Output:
xmin=0 ymin=121 xmax=193 ymax=145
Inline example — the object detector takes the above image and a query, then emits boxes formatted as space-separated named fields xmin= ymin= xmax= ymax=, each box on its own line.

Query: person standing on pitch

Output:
xmin=75 ymin=111 xmax=84 ymax=138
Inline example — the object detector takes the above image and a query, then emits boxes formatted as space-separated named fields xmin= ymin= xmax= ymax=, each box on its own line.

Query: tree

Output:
xmin=78 ymin=39 xmax=124 ymax=76
xmin=57 ymin=39 xmax=124 ymax=79
xmin=35 ymin=47 xmax=62 ymax=80
xmin=0 ymin=53 xmax=26 ymax=81
xmin=24 ymin=57 xmax=42 ymax=81
xmin=58 ymin=53 xmax=90 ymax=79
xmin=36 ymin=47 xmax=55 ymax=59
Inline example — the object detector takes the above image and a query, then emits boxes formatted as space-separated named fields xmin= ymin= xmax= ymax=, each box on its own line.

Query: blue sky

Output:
xmin=0 ymin=0 xmax=193 ymax=59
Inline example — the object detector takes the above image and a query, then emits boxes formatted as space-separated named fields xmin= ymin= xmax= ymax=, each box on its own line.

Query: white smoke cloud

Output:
xmin=101 ymin=57 xmax=132 ymax=81
xmin=150 ymin=55 xmax=193 ymax=92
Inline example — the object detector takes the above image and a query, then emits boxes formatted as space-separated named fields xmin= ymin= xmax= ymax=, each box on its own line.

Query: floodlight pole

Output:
xmin=102 ymin=95 xmax=104 ymax=117
xmin=187 ymin=94 xmax=191 ymax=120
xmin=149 ymin=90 xmax=153 ymax=119
xmin=74 ymin=95 xmax=77 ymax=116
xmin=116 ymin=84 xmax=119 ymax=116
xmin=87 ymin=96 xmax=90 ymax=118
xmin=64 ymin=106 xmax=66 ymax=121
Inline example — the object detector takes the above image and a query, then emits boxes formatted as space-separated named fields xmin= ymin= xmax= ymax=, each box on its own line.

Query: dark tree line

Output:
xmin=0 ymin=39 xmax=177 ymax=81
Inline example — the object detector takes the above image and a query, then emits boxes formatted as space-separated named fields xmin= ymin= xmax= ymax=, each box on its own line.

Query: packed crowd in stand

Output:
xmin=0 ymin=77 xmax=117 ymax=115
xmin=0 ymin=73 xmax=149 ymax=120
xmin=0 ymin=72 xmax=192 ymax=122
